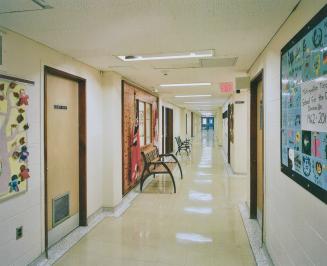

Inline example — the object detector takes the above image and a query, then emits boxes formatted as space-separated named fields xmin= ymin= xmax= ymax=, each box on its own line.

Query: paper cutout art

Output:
xmin=0 ymin=76 xmax=32 ymax=202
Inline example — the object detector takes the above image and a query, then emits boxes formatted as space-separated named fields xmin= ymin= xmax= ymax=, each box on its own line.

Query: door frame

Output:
xmin=43 ymin=66 xmax=87 ymax=255
xmin=185 ymin=113 xmax=188 ymax=135
xmin=191 ymin=112 xmax=194 ymax=137
xmin=227 ymin=105 xmax=231 ymax=164
xmin=165 ymin=107 xmax=173 ymax=153
xmin=250 ymin=70 xmax=264 ymax=239
xmin=162 ymin=106 xmax=165 ymax=153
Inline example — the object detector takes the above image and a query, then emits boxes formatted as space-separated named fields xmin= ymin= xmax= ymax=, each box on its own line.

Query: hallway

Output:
xmin=56 ymin=131 xmax=255 ymax=266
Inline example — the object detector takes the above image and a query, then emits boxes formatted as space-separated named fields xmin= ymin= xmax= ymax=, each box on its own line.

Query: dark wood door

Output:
xmin=227 ymin=104 xmax=231 ymax=164
xmin=165 ymin=108 xmax=174 ymax=153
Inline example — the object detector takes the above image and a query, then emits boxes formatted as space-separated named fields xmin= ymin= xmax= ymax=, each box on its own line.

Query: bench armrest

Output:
xmin=148 ymin=161 xmax=168 ymax=166
xmin=159 ymin=153 xmax=178 ymax=162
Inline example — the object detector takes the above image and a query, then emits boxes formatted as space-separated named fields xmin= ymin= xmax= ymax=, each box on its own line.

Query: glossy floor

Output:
xmin=55 ymin=130 xmax=255 ymax=266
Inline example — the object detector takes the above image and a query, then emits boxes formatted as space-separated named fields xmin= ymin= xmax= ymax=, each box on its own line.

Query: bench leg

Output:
xmin=140 ymin=168 xmax=147 ymax=192
xmin=166 ymin=169 xmax=176 ymax=193
xmin=176 ymin=161 xmax=183 ymax=179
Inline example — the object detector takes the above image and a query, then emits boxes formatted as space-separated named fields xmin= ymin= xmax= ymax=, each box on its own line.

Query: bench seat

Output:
xmin=140 ymin=144 xmax=183 ymax=193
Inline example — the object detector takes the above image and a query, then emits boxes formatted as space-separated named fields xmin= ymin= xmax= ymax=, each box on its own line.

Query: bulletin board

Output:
xmin=281 ymin=4 xmax=327 ymax=204
xmin=0 ymin=74 xmax=32 ymax=202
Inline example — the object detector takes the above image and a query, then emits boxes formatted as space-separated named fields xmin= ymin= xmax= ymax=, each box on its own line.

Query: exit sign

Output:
xmin=220 ymin=82 xmax=233 ymax=93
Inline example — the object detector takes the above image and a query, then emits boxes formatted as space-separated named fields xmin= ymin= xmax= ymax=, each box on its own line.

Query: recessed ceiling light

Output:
xmin=118 ymin=50 xmax=213 ymax=62
xmin=174 ymin=94 xmax=211 ymax=98
xmin=160 ymin=83 xmax=211 ymax=87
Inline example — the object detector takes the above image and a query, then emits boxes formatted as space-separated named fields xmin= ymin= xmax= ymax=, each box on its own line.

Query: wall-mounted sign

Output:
xmin=54 ymin=104 xmax=68 ymax=110
xmin=220 ymin=82 xmax=233 ymax=93
xmin=280 ymin=4 xmax=327 ymax=204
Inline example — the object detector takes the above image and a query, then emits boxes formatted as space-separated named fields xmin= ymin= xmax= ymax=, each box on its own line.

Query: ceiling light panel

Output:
xmin=184 ymin=102 xmax=210 ymax=104
xmin=118 ymin=50 xmax=213 ymax=62
xmin=174 ymin=95 xmax=212 ymax=98
xmin=160 ymin=82 xmax=211 ymax=87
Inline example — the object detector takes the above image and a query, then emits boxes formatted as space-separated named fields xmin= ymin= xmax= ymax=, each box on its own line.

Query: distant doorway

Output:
xmin=250 ymin=70 xmax=265 ymax=241
xmin=201 ymin=116 xmax=214 ymax=130
xmin=165 ymin=107 xmax=174 ymax=153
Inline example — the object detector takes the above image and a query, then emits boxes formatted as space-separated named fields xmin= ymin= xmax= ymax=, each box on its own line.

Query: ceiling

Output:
xmin=0 ymin=0 xmax=299 ymax=112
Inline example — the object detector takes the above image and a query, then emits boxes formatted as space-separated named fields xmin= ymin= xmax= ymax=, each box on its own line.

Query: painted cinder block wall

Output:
xmin=248 ymin=0 xmax=327 ymax=265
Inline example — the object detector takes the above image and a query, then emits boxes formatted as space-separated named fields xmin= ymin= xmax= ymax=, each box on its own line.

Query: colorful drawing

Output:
xmin=294 ymin=151 xmax=302 ymax=175
xmin=0 ymin=77 xmax=32 ymax=201
xmin=302 ymin=155 xmax=312 ymax=178
xmin=302 ymin=131 xmax=311 ymax=155
xmin=288 ymin=148 xmax=295 ymax=170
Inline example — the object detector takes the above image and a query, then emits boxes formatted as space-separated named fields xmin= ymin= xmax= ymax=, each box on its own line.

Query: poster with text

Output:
xmin=281 ymin=5 xmax=327 ymax=204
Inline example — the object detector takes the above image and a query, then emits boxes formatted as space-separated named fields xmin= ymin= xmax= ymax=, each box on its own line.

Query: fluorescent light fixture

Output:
xmin=184 ymin=102 xmax=210 ymax=104
xmin=118 ymin=50 xmax=213 ymax=62
xmin=174 ymin=94 xmax=211 ymax=98
xmin=160 ymin=82 xmax=211 ymax=87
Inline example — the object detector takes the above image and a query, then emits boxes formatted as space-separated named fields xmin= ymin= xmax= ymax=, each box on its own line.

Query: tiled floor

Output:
xmin=55 ymin=130 xmax=255 ymax=266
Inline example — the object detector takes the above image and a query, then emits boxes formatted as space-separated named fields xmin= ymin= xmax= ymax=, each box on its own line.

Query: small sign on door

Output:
xmin=54 ymin=104 xmax=68 ymax=110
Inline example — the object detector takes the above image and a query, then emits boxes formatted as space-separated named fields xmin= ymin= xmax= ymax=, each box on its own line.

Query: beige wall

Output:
xmin=248 ymin=1 xmax=327 ymax=265
xmin=222 ymin=92 xmax=250 ymax=175
xmin=102 ymin=72 xmax=123 ymax=207
xmin=215 ymin=107 xmax=223 ymax=146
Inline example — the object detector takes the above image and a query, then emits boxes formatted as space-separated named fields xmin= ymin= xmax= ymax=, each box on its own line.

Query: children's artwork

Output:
xmin=0 ymin=75 xmax=33 ymax=202
xmin=281 ymin=5 xmax=327 ymax=204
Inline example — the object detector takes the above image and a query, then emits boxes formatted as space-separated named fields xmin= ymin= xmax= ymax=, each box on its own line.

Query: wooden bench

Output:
xmin=140 ymin=144 xmax=183 ymax=193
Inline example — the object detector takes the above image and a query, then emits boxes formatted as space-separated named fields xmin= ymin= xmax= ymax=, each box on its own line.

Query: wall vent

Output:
xmin=52 ymin=193 xmax=70 ymax=227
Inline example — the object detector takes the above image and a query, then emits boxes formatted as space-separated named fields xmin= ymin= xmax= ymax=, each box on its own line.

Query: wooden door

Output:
xmin=165 ymin=108 xmax=174 ymax=153
xmin=227 ymin=105 xmax=231 ymax=164
xmin=46 ymin=74 xmax=79 ymax=247
xmin=256 ymin=80 xmax=264 ymax=225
